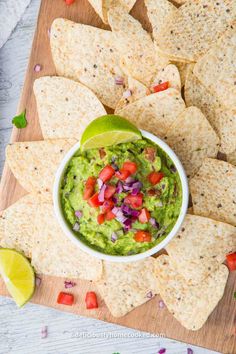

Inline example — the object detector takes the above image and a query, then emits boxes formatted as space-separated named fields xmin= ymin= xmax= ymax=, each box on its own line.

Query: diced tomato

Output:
xmin=85 ymin=291 xmax=98 ymax=309
xmin=83 ymin=176 xmax=96 ymax=200
xmin=105 ymin=210 xmax=116 ymax=221
xmin=65 ymin=0 xmax=75 ymax=4
xmin=144 ymin=147 xmax=156 ymax=162
xmin=88 ymin=193 xmax=103 ymax=208
xmin=134 ymin=231 xmax=152 ymax=242
xmin=148 ymin=171 xmax=164 ymax=185
xmin=104 ymin=185 xmax=116 ymax=199
xmin=124 ymin=193 xmax=143 ymax=209
xmin=153 ymin=81 xmax=169 ymax=93
xmin=115 ymin=168 xmax=131 ymax=181
xmin=97 ymin=213 xmax=105 ymax=224
xmin=122 ymin=161 xmax=137 ymax=174
xmin=57 ymin=292 xmax=74 ymax=306
xmin=138 ymin=208 xmax=151 ymax=223
xmin=99 ymin=165 xmax=115 ymax=182
xmin=101 ymin=199 xmax=114 ymax=213
xmin=226 ymin=252 xmax=236 ymax=271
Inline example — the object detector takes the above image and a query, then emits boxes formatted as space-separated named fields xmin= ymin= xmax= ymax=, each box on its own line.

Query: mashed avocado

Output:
xmin=60 ymin=138 xmax=182 ymax=256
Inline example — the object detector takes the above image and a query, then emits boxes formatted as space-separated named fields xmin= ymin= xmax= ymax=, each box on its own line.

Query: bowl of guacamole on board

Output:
xmin=54 ymin=130 xmax=188 ymax=262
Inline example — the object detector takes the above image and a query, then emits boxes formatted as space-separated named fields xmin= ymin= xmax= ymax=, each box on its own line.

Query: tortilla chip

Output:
xmin=96 ymin=258 xmax=158 ymax=317
xmin=0 ymin=195 xmax=41 ymax=258
xmin=155 ymin=0 xmax=236 ymax=62
xmin=166 ymin=214 xmax=236 ymax=284
xmin=227 ymin=150 xmax=236 ymax=166
xmin=145 ymin=0 xmax=177 ymax=40
xmin=173 ymin=61 xmax=190 ymax=87
xmin=50 ymin=18 xmax=126 ymax=109
xmin=151 ymin=64 xmax=181 ymax=91
xmin=115 ymin=77 xmax=147 ymax=111
xmin=194 ymin=25 xmax=236 ymax=109
xmin=88 ymin=0 xmax=136 ymax=24
xmin=216 ymin=109 xmax=236 ymax=154
xmin=165 ymin=107 xmax=219 ymax=178
xmin=31 ymin=203 xmax=102 ymax=280
xmin=115 ymin=88 xmax=185 ymax=138
xmin=185 ymin=64 xmax=222 ymax=132
xmin=190 ymin=158 xmax=236 ymax=226
xmin=34 ymin=76 xmax=106 ymax=140
xmin=107 ymin=6 xmax=169 ymax=86
xmin=6 ymin=139 xmax=76 ymax=201
xmin=155 ymin=255 xmax=228 ymax=330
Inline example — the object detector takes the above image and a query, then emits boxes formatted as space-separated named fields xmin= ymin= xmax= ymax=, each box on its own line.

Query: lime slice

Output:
xmin=0 ymin=249 xmax=35 ymax=307
xmin=80 ymin=114 xmax=142 ymax=150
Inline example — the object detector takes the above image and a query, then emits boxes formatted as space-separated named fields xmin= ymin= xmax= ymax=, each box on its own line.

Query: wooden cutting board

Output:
xmin=0 ymin=0 xmax=235 ymax=352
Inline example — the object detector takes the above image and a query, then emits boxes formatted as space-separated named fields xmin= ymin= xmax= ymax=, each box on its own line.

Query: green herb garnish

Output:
xmin=12 ymin=110 xmax=27 ymax=129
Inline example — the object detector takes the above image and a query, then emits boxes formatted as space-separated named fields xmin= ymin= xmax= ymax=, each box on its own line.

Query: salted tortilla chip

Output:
xmin=0 ymin=195 xmax=41 ymax=257
xmin=227 ymin=150 xmax=236 ymax=166
xmin=155 ymin=0 xmax=236 ymax=62
xmin=145 ymin=0 xmax=177 ymax=39
xmin=115 ymin=77 xmax=147 ymax=111
xmin=32 ymin=204 xmax=102 ymax=280
xmin=151 ymin=64 xmax=181 ymax=91
xmin=166 ymin=214 xmax=236 ymax=284
xmin=115 ymin=88 xmax=185 ymax=138
xmin=216 ymin=109 xmax=236 ymax=154
xmin=88 ymin=0 xmax=136 ymax=24
xmin=165 ymin=107 xmax=219 ymax=178
xmin=108 ymin=6 xmax=169 ymax=86
xmin=185 ymin=64 xmax=222 ymax=132
xmin=194 ymin=26 xmax=236 ymax=109
xmin=190 ymin=158 xmax=236 ymax=226
xmin=50 ymin=18 xmax=126 ymax=109
xmin=96 ymin=258 xmax=158 ymax=317
xmin=155 ymin=255 xmax=228 ymax=330
xmin=6 ymin=139 xmax=76 ymax=201
xmin=34 ymin=76 xmax=106 ymax=140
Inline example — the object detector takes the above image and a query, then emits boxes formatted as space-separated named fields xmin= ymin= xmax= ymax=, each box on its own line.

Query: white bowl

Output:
xmin=53 ymin=130 xmax=189 ymax=262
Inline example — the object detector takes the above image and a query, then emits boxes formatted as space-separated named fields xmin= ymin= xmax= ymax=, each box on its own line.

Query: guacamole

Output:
xmin=60 ymin=138 xmax=182 ymax=256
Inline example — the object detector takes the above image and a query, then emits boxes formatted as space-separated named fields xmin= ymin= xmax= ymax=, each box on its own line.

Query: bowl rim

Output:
xmin=53 ymin=129 xmax=189 ymax=263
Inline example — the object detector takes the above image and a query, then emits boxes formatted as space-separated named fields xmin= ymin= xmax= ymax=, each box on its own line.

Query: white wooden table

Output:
xmin=0 ymin=1 xmax=220 ymax=353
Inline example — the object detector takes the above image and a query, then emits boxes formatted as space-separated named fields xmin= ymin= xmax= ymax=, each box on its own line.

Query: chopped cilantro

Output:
xmin=12 ymin=110 xmax=27 ymax=129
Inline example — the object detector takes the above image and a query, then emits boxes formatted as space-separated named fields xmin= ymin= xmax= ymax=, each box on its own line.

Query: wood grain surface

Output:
xmin=0 ymin=1 xmax=235 ymax=353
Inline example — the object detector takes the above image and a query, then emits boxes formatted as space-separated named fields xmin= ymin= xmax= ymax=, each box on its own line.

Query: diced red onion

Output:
xmin=64 ymin=280 xmax=76 ymax=288
xmin=75 ymin=210 xmax=83 ymax=218
xmin=123 ymin=184 xmax=133 ymax=191
xmin=41 ymin=326 xmax=48 ymax=339
xmin=36 ymin=276 xmax=41 ymax=287
xmin=161 ymin=183 xmax=166 ymax=190
xmin=111 ymin=232 xmax=118 ymax=243
xmin=34 ymin=64 xmax=42 ymax=72
xmin=73 ymin=222 xmax=80 ymax=231
xmin=116 ymin=211 xmax=127 ymax=223
xmin=170 ymin=165 xmax=177 ymax=173
xmin=116 ymin=181 xmax=123 ymax=194
xmin=159 ymin=300 xmax=165 ymax=309
xmin=146 ymin=291 xmax=154 ymax=299
xmin=158 ymin=349 xmax=166 ymax=354
xmin=131 ymin=188 xmax=140 ymax=196
xmin=97 ymin=178 xmax=103 ymax=190
xmin=98 ymin=184 xmax=107 ymax=202
xmin=123 ymin=218 xmax=132 ymax=231
xmin=112 ymin=206 xmax=120 ymax=215
xmin=149 ymin=217 xmax=159 ymax=229
xmin=112 ymin=196 xmax=118 ymax=204
xmin=187 ymin=349 xmax=193 ymax=354
xmin=123 ymin=89 xmax=132 ymax=99
xmin=121 ymin=204 xmax=140 ymax=218
xmin=114 ymin=76 xmax=124 ymax=85
xmin=125 ymin=176 xmax=135 ymax=184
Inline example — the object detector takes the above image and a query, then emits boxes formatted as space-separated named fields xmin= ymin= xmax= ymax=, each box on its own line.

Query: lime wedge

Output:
xmin=0 ymin=249 xmax=35 ymax=307
xmin=80 ymin=114 xmax=142 ymax=150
